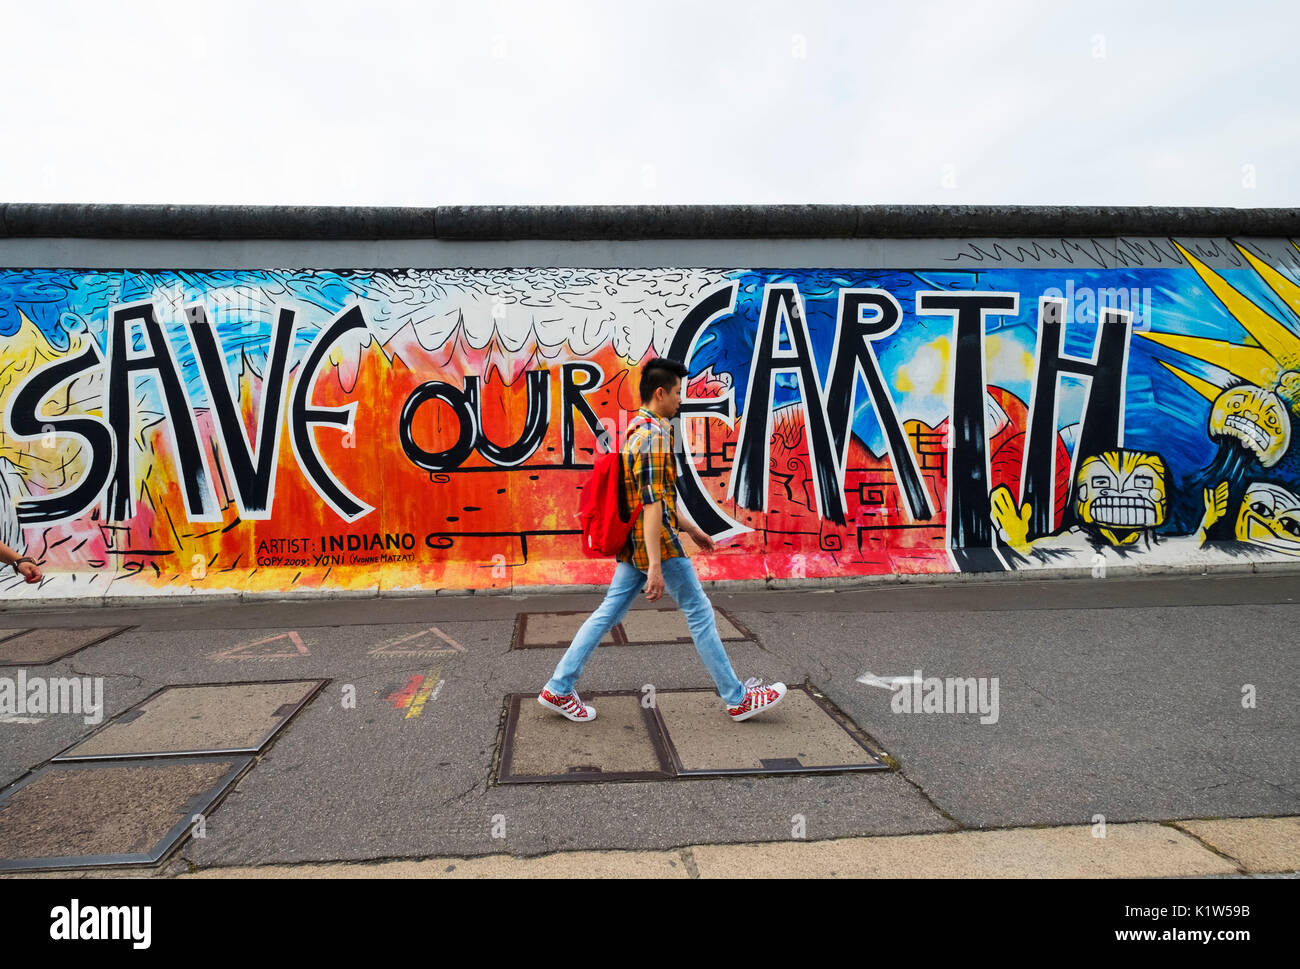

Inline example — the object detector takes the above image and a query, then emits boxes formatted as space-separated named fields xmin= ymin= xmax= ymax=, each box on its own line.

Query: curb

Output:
xmin=160 ymin=815 xmax=1300 ymax=879
xmin=5 ymin=559 xmax=1300 ymax=612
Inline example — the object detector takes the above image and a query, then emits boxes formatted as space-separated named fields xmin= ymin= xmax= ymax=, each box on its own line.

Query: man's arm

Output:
xmin=642 ymin=500 xmax=665 ymax=599
xmin=634 ymin=427 xmax=669 ymax=600
xmin=0 ymin=540 xmax=41 ymax=582
xmin=676 ymin=512 xmax=716 ymax=552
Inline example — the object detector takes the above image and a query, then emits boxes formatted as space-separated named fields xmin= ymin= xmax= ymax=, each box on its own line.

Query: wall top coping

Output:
xmin=2 ymin=203 xmax=1298 ymax=240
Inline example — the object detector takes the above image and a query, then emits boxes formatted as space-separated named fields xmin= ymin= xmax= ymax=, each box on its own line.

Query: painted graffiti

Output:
xmin=2 ymin=240 xmax=1299 ymax=595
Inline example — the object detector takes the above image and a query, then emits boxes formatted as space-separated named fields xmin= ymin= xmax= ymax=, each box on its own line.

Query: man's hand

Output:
xmin=684 ymin=524 xmax=716 ymax=552
xmin=644 ymin=565 xmax=664 ymax=602
xmin=16 ymin=560 xmax=42 ymax=583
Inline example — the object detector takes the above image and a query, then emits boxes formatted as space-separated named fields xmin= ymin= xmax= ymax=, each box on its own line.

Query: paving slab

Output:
xmin=653 ymin=687 xmax=887 ymax=775
xmin=1173 ymin=817 xmax=1300 ymax=873
xmin=689 ymin=823 xmax=1242 ymax=878
xmin=500 ymin=692 xmax=670 ymax=783
xmin=54 ymin=680 xmax=325 ymax=760
xmin=515 ymin=612 xmax=619 ymax=649
xmin=0 ymin=627 xmax=130 ymax=666
xmin=0 ymin=756 xmax=250 ymax=871
xmin=619 ymin=608 xmax=748 ymax=644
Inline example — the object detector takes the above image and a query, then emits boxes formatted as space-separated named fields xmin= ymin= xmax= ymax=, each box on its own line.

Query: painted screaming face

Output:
xmin=1074 ymin=450 xmax=1168 ymax=536
xmin=1234 ymin=482 xmax=1300 ymax=555
xmin=1208 ymin=385 xmax=1291 ymax=467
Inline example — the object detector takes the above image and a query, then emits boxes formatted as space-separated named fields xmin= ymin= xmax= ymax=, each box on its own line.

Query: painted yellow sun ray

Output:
xmin=1155 ymin=359 xmax=1221 ymax=402
xmin=1136 ymin=330 xmax=1279 ymax=389
xmin=1234 ymin=242 xmax=1300 ymax=322
xmin=1174 ymin=241 xmax=1300 ymax=369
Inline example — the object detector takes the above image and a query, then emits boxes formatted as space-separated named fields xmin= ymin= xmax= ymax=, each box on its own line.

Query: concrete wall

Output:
xmin=2 ymin=205 xmax=1299 ymax=602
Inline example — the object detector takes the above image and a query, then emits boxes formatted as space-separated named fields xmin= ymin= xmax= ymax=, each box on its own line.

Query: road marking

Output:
xmin=406 ymin=670 xmax=444 ymax=720
xmin=211 ymin=631 xmax=310 ymax=661
xmin=856 ymin=672 xmax=923 ymax=691
xmin=0 ymin=715 xmax=45 ymax=724
xmin=385 ymin=675 xmax=424 ymax=708
xmin=369 ymin=626 xmax=467 ymax=658
xmin=427 ymin=627 xmax=466 ymax=651
xmin=385 ymin=666 xmax=444 ymax=719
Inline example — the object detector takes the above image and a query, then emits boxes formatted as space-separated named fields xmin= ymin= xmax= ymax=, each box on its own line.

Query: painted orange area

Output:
xmin=385 ymin=675 xmax=425 ymax=710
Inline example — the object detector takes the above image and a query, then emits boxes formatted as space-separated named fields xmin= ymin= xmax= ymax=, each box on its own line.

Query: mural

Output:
xmin=3 ymin=237 xmax=1300 ymax=598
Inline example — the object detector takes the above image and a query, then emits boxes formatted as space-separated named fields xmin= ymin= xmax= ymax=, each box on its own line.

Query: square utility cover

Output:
xmin=652 ymin=686 xmax=887 ymax=776
xmin=0 ymin=627 xmax=131 ymax=666
xmin=619 ymin=607 xmax=750 ymax=644
xmin=53 ymin=679 xmax=326 ymax=761
xmin=0 ymin=756 xmax=251 ymax=872
xmin=512 ymin=612 xmax=621 ymax=649
xmin=512 ymin=608 xmax=751 ymax=649
xmin=496 ymin=686 xmax=887 ymax=784
xmin=498 ymin=692 xmax=672 ymax=783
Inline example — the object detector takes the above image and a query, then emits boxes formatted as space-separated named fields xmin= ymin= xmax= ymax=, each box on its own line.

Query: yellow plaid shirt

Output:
xmin=618 ymin=407 xmax=686 ymax=570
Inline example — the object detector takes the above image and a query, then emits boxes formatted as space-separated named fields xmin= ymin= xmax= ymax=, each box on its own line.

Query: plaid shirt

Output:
xmin=618 ymin=407 xmax=686 ymax=570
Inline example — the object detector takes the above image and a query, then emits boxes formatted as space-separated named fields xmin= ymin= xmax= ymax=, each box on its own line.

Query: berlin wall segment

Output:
xmin=3 ymin=239 xmax=1300 ymax=598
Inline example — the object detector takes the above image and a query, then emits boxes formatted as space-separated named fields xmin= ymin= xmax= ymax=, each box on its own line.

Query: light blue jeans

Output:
xmin=544 ymin=556 xmax=746 ymax=706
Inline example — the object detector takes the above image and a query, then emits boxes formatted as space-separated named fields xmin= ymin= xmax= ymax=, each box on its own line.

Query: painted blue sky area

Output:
xmin=0 ymin=269 xmax=371 ymax=407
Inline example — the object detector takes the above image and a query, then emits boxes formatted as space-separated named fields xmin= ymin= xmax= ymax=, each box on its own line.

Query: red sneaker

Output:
xmin=726 ymin=678 xmax=787 ymax=721
xmin=538 ymin=688 xmax=597 ymax=722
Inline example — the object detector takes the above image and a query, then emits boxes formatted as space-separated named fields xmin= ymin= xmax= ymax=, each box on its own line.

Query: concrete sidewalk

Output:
xmin=176 ymin=815 xmax=1300 ymax=878
xmin=2 ymin=572 xmax=1297 ymax=878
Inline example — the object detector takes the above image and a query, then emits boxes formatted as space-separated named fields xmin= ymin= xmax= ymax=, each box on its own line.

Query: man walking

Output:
xmin=538 ymin=357 xmax=786 ymax=723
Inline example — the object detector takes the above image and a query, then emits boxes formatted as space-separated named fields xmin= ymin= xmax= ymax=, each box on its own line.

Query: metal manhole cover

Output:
xmin=0 ymin=627 xmax=133 ymax=666
xmin=512 ymin=608 xmax=753 ymax=649
xmin=497 ymin=692 xmax=672 ymax=783
xmin=651 ymin=686 xmax=888 ymax=776
xmin=512 ymin=612 xmax=624 ymax=649
xmin=0 ymin=756 xmax=251 ymax=872
xmin=618 ymin=607 xmax=751 ymax=644
xmin=53 ymin=679 xmax=326 ymax=761
xmin=495 ymin=685 xmax=887 ymax=784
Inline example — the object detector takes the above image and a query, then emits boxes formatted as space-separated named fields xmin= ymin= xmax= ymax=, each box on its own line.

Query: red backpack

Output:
xmin=577 ymin=421 xmax=646 ymax=558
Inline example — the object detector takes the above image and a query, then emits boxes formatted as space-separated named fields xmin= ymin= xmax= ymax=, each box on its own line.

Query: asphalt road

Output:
xmin=2 ymin=570 xmax=1297 ymax=870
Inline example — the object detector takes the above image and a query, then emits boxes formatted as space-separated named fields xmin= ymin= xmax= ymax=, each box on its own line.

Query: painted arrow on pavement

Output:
xmin=856 ymin=672 xmax=923 ymax=691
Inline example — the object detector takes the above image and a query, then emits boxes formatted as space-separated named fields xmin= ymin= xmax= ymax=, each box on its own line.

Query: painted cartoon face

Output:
xmin=1074 ymin=451 xmax=1168 ymax=531
xmin=1234 ymin=482 xmax=1300 ymax=555
xmin=1209 ymin=385 xmax=1291 ymax=467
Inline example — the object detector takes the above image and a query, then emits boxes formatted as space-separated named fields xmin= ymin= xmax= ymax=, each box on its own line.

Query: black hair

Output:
xmin=640 ymin=357 xmax=688 ymax=405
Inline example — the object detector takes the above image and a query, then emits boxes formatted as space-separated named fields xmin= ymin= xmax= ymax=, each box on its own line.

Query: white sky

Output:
xmin=1 ymin=0 xmax=1296 ymax=207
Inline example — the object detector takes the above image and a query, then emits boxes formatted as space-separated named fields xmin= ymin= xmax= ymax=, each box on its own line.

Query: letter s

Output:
xmin=6 ymin=342 xmax=114 ymax=525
